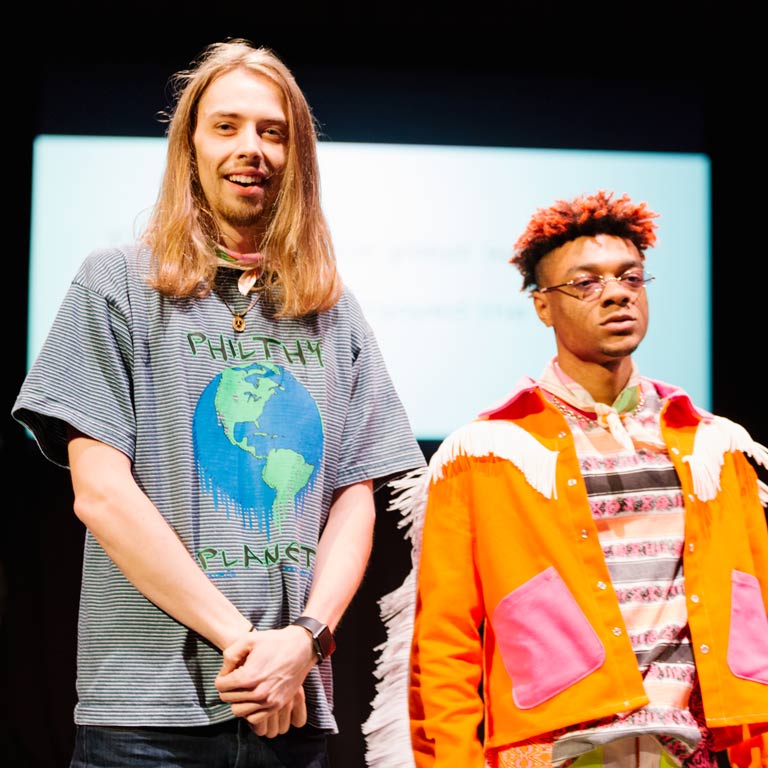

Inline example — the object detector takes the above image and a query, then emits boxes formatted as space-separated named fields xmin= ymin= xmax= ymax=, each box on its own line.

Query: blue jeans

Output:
xmin=70 ymin=719 xmax=330 ymax=767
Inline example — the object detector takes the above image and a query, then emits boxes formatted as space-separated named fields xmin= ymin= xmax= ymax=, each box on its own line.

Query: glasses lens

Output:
xmin=621 ymin=272 xmax=650 ymax=290
xmin=582 ymin=272 xmax=653 ymax=300
xmin=577 ymin=278 xmax=605 ymax=300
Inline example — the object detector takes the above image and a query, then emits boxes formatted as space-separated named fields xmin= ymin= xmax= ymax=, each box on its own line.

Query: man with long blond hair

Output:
xmin=366 ymin=191 xmax=768 ymax=768
xmin=12 ymin=38 xmax=424 ymax=767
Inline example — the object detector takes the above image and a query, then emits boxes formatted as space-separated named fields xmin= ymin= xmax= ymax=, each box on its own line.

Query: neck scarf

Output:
xmin=215 ymin=245 xmax=264 ymax=296
xmin=538 ymin=358 xmax=641 ymax=451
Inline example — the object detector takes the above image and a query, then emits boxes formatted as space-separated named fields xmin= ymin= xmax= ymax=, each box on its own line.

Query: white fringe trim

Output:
xmin=362 ymin=467 xmax=427 ymax=768
xmin=429 ymin=420 xmax=560 ymax=500
xmin=682 ymin=416 xmax=768 ymax=504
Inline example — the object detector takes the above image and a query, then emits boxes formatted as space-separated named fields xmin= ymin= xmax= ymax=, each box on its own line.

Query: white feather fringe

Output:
xmin=362 ymin=466 xmax=427 ymax=768
xmin=429 ymin=420 xmax=559 ymax=500
xmin=682 ymin=416 xmax=768 ymax=504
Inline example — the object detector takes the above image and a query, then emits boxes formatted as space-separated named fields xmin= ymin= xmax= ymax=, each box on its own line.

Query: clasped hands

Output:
xmin=215 ymin=625 xmax=317 ymax=738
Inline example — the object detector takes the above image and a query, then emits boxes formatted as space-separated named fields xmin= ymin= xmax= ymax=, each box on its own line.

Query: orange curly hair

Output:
xmin=510 ymin=190 xmax=659 ymax=290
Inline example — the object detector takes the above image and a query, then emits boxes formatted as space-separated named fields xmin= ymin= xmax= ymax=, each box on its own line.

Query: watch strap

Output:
xmin=292 ymin=615 xmax=336 ymax=661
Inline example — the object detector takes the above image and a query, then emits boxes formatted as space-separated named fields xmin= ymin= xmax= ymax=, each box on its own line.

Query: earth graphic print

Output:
xmin=193 ymin=362 xmax=323 ymax=539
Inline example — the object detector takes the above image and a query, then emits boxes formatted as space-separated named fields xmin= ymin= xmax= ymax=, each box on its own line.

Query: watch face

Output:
xmin=316 ymin=625 xmax=336 ymax=658
xmin=293 ymin=616 xmax=335 ymax=660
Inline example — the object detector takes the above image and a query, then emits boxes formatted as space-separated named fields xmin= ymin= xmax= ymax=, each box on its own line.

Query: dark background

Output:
xmin=2 ymin=14 xmax=763 ymax=768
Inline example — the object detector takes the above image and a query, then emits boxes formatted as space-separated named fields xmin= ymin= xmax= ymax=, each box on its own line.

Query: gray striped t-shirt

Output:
xmin=12 ymin=242 xmax=426 ymax=731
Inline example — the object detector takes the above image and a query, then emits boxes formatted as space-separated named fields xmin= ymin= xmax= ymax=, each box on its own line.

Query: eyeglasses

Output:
xmin=537 ymin=270 xmax=655 ymax=301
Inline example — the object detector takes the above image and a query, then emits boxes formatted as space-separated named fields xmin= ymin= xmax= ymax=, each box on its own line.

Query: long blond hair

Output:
xmin=141 ymin=39 xmax=342 ymax=317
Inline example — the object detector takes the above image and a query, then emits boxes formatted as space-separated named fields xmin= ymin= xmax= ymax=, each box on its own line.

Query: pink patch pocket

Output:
xmin=492 ymin=566 xmax=605 ymax=710
xmin=727 ymin=570 xmax=768 ymax=684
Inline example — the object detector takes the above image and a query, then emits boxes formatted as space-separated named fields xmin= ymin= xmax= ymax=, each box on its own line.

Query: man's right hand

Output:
xmin=246 ymin=685 xmax=307 ymax=737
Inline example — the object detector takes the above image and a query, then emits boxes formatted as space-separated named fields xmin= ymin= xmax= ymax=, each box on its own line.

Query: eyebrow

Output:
xmin=564 ymin=260 xmax=643 ymax=276
xmin=203 ymin=110 xmax=287 ymax=124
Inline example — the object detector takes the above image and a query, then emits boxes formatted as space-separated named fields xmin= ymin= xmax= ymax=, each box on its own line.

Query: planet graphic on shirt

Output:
xmin=193 ymin=362 xmax=323 ymax=538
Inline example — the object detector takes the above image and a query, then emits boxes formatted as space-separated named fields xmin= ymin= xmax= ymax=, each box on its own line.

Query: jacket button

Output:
xmin=690 ymin=594 xmax=700 ymax=603
xmin=567 ymin=478 xmax=577 ymax=486
xmin=700 ymin=644 xmax=710 ymax=654
xmin=597 ymin=581 xmax=607 ymax=590
xmin=612 ymin=627 xmax=622 ymax=637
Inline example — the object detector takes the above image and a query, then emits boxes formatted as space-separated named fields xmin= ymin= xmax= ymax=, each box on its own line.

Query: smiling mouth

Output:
xmin=227 ymin=174 xmax=265 ymax=187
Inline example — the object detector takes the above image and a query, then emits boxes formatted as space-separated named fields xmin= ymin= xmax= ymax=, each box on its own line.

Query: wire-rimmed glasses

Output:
xmin=537 ymin=270 xmax=655 ymax=301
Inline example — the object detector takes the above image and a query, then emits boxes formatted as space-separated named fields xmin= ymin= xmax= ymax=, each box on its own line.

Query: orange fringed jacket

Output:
xmin=408 ymin=379 xmax=768 ymax=768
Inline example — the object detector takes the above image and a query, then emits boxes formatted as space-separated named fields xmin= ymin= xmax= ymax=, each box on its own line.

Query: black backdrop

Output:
xmin=2 ymin=18 xmax=764 ymax=768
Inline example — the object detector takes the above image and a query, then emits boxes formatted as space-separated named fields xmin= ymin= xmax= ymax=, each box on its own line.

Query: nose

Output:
xmin=236 ymin=125 xmax=265 ymax=160
xmin=599 ymin=275 xmax=634 ymax=304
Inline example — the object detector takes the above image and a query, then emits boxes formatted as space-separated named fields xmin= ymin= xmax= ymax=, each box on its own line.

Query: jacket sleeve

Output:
xmin=732 ymin=455 xmax=768 ymax=768
xmin=409 ymin=460 xmax=486 ymax=767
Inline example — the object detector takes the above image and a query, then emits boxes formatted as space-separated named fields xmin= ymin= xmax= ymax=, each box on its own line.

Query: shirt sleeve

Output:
xmin=333 ymin=291 xmax=426 ymax=490
xmin=11 ymin=248 xmax=137 ymax=467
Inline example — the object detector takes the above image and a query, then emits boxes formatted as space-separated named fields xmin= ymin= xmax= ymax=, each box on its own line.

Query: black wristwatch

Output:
xmin=292 ymin=616 xmax=336 ymax=662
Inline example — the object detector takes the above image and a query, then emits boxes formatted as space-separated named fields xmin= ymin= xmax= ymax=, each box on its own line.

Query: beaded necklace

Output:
xmin=549 ymin=389 xmax=646 ymax=429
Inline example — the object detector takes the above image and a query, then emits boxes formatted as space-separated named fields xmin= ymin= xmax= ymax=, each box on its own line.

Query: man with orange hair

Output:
xmin=12 ymin=39 xmax=424 ymax=767
xmin=367 ymin=191 xmax=767 ymax=768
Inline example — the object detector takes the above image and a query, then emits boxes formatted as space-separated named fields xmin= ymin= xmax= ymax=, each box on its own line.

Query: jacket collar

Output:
xmin=478 ymin=374 xmax=710 ymax=426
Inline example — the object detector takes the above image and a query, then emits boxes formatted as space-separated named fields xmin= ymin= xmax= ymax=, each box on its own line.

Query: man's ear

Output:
xmin=532 ymin=291 xmax=553 ymax=328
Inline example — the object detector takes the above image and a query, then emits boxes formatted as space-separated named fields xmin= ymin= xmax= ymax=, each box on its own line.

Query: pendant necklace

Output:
xmin=214 ymin=244 xmax=264 ymax=332
xmin=222 ymin=293 xmax=260 ymax=333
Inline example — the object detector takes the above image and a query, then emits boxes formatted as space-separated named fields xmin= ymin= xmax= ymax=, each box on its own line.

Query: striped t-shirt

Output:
xmin=12 ymin=243 xmax=426 ymax=732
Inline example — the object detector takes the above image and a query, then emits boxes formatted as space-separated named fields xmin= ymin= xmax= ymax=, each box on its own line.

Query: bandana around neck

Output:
xmin=538 ymin=358 xmax=642 ymax=451
xmin=215 ymin=244 xmax=264 ymax=296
